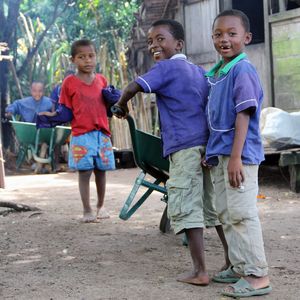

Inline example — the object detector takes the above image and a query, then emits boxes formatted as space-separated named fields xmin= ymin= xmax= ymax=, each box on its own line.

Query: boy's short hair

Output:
xmin=70 ymin=39 xmax=96 ymax=57
xmin=31 ymin=81 xmax=44 ymax=87
xmin=151 ymin=19 xmax=185 ymax=41
xmin=213 ymin=9 xmax=250 ymax=32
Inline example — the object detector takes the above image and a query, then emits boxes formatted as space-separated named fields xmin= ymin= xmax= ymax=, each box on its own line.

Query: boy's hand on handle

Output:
xmin=111 ymin=103 xmax=129 ymax=119
xmin=4 ymin=112 xmax=12 ymax=119
xmin=227 ymin=157 xmax=245 ymax=188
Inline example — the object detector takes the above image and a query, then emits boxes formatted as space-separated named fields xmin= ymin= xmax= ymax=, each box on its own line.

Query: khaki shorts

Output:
xmin=166 ymin=146 xmax=220 ymax=234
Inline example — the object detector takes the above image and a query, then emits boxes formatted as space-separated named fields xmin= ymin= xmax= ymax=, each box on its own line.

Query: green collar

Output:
xmin=206 ymin=52 xmax=247 ymax=77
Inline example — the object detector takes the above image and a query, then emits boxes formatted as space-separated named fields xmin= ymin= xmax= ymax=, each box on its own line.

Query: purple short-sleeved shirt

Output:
xmin=135 ymin=54 xmax=209 ymax=157
xmin=205 ymin=53 xmax=264 ymax=165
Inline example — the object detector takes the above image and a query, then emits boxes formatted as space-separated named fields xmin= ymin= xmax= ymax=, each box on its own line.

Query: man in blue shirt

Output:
xmin=5 ymin=81 xmax=53 ymax=122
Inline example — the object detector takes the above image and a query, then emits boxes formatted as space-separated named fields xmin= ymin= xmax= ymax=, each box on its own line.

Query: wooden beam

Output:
xmin=279 ymin=0 xmax=287 ymax=12
xmin=0 ymin=141 xmax=5 ymax=189
xmin=279 ymin=151 xmax=300 ymax=166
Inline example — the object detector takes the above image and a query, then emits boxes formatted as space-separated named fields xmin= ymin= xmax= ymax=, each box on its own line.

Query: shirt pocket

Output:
xmin=208 ymin=96 xmax=235 ymax=131
xmin=166 ymin=177 xmax=193 ymax=219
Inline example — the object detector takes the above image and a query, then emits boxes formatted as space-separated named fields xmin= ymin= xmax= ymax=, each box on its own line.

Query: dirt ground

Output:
xmin=0 ymin=164 xmax=300 ymax=300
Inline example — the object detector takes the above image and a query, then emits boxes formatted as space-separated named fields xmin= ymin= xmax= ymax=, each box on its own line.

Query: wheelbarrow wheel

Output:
xmin=159 ymin=205 xmax=171 ymax=233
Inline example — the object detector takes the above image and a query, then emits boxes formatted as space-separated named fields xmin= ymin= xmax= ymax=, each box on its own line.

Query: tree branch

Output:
xmin=0 ymin=201 xmax=40 ymax=212
xmin=0 ymin=0 xmax=5 ymax=35
xmin=17 ymin=0 xmax=73 ymax=77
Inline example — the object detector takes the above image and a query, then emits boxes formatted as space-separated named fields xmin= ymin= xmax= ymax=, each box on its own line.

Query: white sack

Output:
xmin=260 ymin=107 xmax=300 ymax=149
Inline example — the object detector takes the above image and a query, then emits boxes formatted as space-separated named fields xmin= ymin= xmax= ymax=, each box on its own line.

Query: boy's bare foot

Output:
xmin=82 ymin=212 xmax=97 ymax=223
xmin=176 ymin=271 xmax=209 ymax=286
xmin=96 ymin=207 xmax=110 ymax=219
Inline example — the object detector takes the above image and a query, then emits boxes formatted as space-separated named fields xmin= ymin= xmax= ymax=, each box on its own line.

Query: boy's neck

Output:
xmin=76 ymin=72 xmax=95 ymax=84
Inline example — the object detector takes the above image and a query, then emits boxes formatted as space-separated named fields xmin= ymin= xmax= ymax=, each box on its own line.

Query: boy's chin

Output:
xmin=153 ymin=55 xmax=169 ymax=62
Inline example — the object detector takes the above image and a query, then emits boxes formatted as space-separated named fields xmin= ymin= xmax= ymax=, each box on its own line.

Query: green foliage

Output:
xmin=76 ymin=0 xmax=141 ymax=41
xmin=8 ymin=0 xmax=141 ymax=99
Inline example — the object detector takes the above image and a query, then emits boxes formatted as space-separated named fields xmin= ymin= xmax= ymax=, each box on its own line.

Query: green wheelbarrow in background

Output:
xmin=118 ymin=115 xmax=171 ymax=233
xmin=10 ymin=119 xmax=71 ymax=172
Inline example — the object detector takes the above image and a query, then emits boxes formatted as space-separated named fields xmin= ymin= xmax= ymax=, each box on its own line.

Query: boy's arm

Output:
xmin=113 ymin=81 xmax=143 ymax=118
xmin=36 ymin=104 xmax=73 ymax=128
xmin=5 ymin=101 xmax=19 ymax=118
xmin=38 ymin=111 xmax=57 ymax=117
xmin=227 ymin=110 xmax=250 ymax=188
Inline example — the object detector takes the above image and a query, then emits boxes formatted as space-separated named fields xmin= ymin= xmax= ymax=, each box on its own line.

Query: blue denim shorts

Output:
xmin=69 ymin=130 xmax=115 ymax=171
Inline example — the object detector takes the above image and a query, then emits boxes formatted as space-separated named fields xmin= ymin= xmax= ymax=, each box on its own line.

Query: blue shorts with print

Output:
xmin=69 ymin=131 xmax=115 ymax=171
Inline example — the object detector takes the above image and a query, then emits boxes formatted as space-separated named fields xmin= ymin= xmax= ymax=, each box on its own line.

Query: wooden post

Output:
xmin=279 ymin=0 xmax=286 ymax=12
xmin=0 ymin=140 xmax=5 ymax=189
xmin=0 ymin=42 xmax=13 ymax=189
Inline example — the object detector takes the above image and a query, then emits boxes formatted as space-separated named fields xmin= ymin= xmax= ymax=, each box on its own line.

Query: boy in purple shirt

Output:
xmin=206 ymin=9 xmax=271 ymax=298
xmin=113 ymin=19 xmax=229 ymax=285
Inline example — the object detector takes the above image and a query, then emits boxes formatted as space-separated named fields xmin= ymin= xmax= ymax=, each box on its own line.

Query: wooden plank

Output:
xmin=279 ymin=151 xmax=300 ymax=166
xmin=0 ymin=142 xmax=5 ymax=189
xmin=264 ymin=146 xmax=300 ymax=193
xmin=264 ymin=146 xmax=300 ymax=155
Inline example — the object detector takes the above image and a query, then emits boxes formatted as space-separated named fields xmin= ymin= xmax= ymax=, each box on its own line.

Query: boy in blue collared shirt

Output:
xmin=206 ymin=9 xmax=271 ymax=298
xmin=113 ymin=19 xmax=230 ymax=285
xmin=5 ymin=81 xmax=53 ymax=122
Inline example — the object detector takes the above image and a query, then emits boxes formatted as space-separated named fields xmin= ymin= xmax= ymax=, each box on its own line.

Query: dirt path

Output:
xmin=0 ymin=166 xmax=299 ymax=300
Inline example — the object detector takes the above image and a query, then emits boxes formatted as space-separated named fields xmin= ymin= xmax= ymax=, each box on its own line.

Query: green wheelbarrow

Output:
xmin=118 ymin=115 xmax=171 ymax=233
xmin=10 ymin=119 xmax=71 ymax=172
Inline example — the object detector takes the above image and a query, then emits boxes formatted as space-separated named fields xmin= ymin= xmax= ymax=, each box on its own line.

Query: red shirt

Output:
xmin=60 ymin=74 xmax=110 ymax=136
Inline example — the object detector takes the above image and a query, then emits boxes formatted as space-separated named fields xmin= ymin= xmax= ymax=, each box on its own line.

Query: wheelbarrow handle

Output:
xmin=111 ymin=105 xmax=127 ymax=118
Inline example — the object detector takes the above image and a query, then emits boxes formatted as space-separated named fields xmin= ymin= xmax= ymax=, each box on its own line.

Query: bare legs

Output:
xmin=177 ymin=228 xmax=209 ymax=285
xmin=215 ymin=225 xmax=231 ymax=271
xmin=176 ymin=225 xmax=230 ymax=286
xmin=94 ymin=169 xmax=109 ymax=219
xmin=78 ymin=170 xmax=94 ymax=222
xmin=78 ymin=169 xmax=108 ymax=222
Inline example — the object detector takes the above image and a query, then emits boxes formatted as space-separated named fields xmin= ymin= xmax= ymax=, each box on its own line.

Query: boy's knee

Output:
xmin=228 ymin=207 xmax=257 ymax=224
xmin=79 ymin=169 xmax=93 ymax=178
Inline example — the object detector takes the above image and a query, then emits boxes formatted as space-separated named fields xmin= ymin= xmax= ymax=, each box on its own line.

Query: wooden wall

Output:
xmin=270 ymin=8 xmax=300 ymax=111
xmin=183 ymin=0 xmax=218 ymax=70
xmin=181 ymin=0 xmax=273 ymax=107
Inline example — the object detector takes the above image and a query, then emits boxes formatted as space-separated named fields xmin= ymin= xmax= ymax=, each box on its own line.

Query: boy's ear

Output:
xmin=176 ymin=39 xmax=184 ymax=52
xmin=245 ymin=32 xmax=252 ymax=45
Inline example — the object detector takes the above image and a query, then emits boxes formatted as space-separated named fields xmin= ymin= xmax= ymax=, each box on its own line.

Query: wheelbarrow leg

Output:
xmin=119 ymin=171 xmax=162 ymax=220
xmin=16 ymin=146 xmax=26 ymax=169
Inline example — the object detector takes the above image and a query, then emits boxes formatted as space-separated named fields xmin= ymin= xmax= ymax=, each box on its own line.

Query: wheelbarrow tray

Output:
xmin=10 ymin=120 xmax=71 ymax=171
xmin=119 ymin=115 xmax=170 ymax=232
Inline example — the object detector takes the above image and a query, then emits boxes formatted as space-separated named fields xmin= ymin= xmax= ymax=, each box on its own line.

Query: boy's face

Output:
xmin=147 ymin=25 xmax=183 ymax=62
xmin=71 ymin=45 xmax=97 ymax=74
xmin=212 ymin=15 xmax=252 ymax=63
xmin=31 ymin=83 xmax=44 ymax=101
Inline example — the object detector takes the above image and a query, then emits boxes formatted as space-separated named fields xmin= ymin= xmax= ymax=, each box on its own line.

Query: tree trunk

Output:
xmin=0 ymin=0 xmax=22 ymax=148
